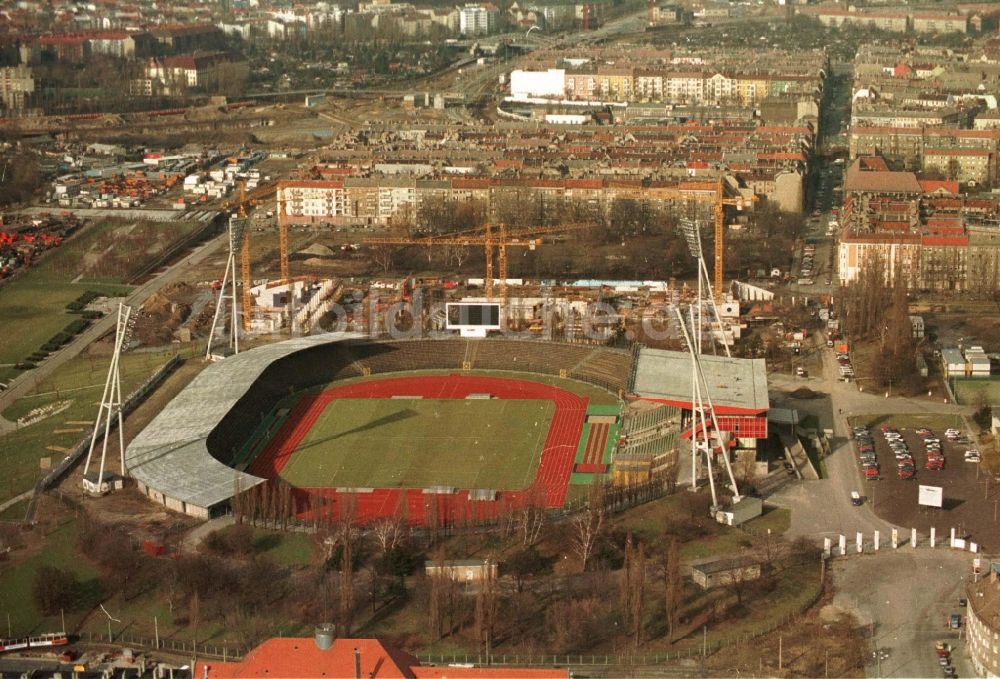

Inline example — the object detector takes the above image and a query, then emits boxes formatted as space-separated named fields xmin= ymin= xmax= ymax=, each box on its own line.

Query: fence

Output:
xmin=82 ymin=631 xmax=244 ymax=662
xmin=80 ymin=572 xmax=821 ymax=671
xmin=416 ymin=575 xmax=824 ymax=669
xmin=22 ymin=355 xmax=183 ymax=523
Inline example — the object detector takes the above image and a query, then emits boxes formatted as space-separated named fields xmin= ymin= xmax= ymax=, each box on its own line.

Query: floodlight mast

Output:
xmin=680 ymin=218 xmax=732 ymax=359
xmin=674 ymin=306 xmax=742 ymax=508
xmin=206 ymin=215 xmax=246 ymax=358
xmin=82 ymin=302 xmax=134 ymax=489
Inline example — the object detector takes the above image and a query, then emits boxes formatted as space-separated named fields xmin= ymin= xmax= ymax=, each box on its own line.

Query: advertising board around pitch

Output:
xmin=918 ymin=484 xmax=943 ymax=508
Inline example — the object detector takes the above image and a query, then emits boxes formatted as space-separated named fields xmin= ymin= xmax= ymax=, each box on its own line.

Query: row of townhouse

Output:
xmin=515 ymin=67 xmax=822 ymax=105
xmin=6 ymin=24 xmax=225 ymax=64
xmin=849 ymin=126 xmax=1000 ymax=185
xmin=803 ymin=8 xmax=970 ymax=34
xmin=837 ymin=157 xmax=1000 ymax=293
xmin=275 ymin=177 xmax=755 ymax=227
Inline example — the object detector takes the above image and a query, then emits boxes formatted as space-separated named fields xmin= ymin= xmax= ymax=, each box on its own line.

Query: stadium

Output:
xmin=124 ymin=334 xmax=768 ymax=522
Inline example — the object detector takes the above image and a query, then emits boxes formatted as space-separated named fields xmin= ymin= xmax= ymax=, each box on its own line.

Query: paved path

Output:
xmin=0 ymin=230 xmax=227 ymax=433
xmin=766 ymin=333 xmax=974 ymax=544
xmin=181 ymin=514 xmax=235 ymax=552
xmin=833 ymin=549 xmax=973 ymax=679
xmin=0 ymin=489 xmax=32 ymax=516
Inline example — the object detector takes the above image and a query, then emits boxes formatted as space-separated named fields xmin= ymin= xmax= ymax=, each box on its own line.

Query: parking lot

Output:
xmin=849 ymin=414 xmax=998 ymax=549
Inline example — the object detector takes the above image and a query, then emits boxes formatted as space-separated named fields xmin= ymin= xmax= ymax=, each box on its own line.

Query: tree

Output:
xmin=372 ymin=514 xmax=406 ymax=556
xmin=505 ymin=546 xmax=546 ymax=594
xmin=474 ymin=566 xmax=498 ymax=656
xmin=570 ymin=502 xmax=604 ymax=572
xmin=663 ymin=537 xmax=681 ymax=640
xmin=32 ymin=566 xmax=79 ymax=615
xmin=620 ymin=533 xmax=646 ymax=649
xmin=518 ymin=485 xmax=546 ymax=546
xmin=428 ymin=546 xmax=445 ymax=638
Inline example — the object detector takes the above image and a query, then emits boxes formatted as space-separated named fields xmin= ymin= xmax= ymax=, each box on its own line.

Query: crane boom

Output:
xmin=362 ymin=221 xmax=597 ymax=307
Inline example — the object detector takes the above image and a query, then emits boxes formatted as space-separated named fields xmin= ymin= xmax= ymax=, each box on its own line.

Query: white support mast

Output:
xmin=82 ymin=302 xmax=135 ymax=494
xmin=674 ymin=219 xmax=742 ymax=510
xmin=206 ymin=215 xmax=247 ymax=359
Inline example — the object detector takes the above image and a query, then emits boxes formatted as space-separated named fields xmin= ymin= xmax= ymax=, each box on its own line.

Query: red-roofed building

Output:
xmin=195 ymin=637 xmax=568 ymax=679
xmin=919 ymin=179 xmax=959 ymax=196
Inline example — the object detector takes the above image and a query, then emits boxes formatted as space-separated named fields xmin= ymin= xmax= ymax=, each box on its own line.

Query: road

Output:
xmin=0 ymin=229 xmax=228 ymax=432
xmin=766 ymin=329 xmax=977 ymax=679
xmin=833 ymin=549 xmax=973 ymax=679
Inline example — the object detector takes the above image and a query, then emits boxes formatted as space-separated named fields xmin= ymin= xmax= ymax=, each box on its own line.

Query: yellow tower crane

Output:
xmin=237 ymin=184 xmax=253 ymax=332
xmin=364 ymin=221 xmax=597 ymax=307
xmin=681 ymin=176 xmax=757 ymax=302
xmin=278 ymin=191 xmax=289 ymax=284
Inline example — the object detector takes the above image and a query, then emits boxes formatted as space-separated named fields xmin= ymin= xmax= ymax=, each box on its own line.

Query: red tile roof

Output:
xmin=919 ymin=179 xmax=959 ymax=195
xmin=922 ymin=235 xmax=968 ymax=246
xmin=196 ymin=638 xmax=568 ymax=679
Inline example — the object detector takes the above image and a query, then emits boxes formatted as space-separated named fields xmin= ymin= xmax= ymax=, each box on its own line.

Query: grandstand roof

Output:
xmin=125 ymin=332 xmax=365 ymax=512
xmin=632 ymin=348 xmax=769 ymax=414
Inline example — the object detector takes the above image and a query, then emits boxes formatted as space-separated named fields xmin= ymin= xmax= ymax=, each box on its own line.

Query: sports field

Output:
xmin=279 ymin=398 xmax=555 ymax=490
xmin=952 ymin=377 xmax=1000 ymax=406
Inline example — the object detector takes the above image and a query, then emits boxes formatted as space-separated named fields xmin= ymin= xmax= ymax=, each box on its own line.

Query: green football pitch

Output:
xmin=278 ymin=398 xmax=556 ymax=490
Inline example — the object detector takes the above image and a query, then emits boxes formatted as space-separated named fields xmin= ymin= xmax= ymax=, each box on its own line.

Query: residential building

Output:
xmin=837 ymin=156 xmax=1000 ymax=291
xmin=0 ymin=65 xmax=34 ymax=111
xmin=150 ymin=25 xmax=226 ymax=53
xmin=143 ymin=53 xmax=248 ymax=95
xmin=912 ymin=13 xmax=968 ymax=34
xmin=814 ymin=9 xmax=909 ymax=32
xmin=458 ymin=3 xmax=499 ymax=36
xmin=967 ymin=560 xmax=1000 ymax=679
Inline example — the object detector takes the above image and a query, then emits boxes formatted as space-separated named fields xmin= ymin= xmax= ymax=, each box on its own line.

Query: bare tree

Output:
xmin=371 ymin=243 xmax=395 ymax=273
xmin=664 ymin=537 xmax=681 ymax=641
xmin=518 ymin=484 xmax=546 ymax=546
xmin=428 ymin=546 xmax=445 ymax=638
xmin=620 ymin=534 xmax=646 ymax=649
xmin=372 ymin=514 xmax=406 ymax=555
xmin=474 ymin=566 xmax=498 ymax=656
xmin=570 ymin=505 xmax=604 ymax=572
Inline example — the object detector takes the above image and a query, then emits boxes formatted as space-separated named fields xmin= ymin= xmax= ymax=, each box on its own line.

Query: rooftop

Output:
xmin=124 ymin=332 xmax=364 ymax=510
xmin=195 ymin=637 xmax=568 ymax=678
xmin=632 ymin=347 xmax=768 ymax=414
xmin=845 ymin=157 xmax=922 ymax=195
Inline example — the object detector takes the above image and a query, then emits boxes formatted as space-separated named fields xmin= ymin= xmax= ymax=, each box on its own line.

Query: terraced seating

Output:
xmin=569 ymin=348 xmax=633 ymax=393
xmin=623 ymin=405 xmax=680 ymax=437
xmin=357 ymin=339 xmax=466 ymax=374
xmin=471 ymin=339 xmax=592 ymax=375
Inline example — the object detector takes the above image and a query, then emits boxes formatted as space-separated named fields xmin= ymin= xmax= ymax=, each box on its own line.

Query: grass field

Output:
xmin=0 ymin=519 xmax=101 ymax=634
xmin=0 ymin=281 xmax=128 ymax=365
xmin=848 ymin=412 xmax=966 ymax=433
xmin=0 ymin=217 xmax=202 ymax=366
xmin=0 ymin=348 xmax=196 ymax=505
xmin=952 ymin=377 xmax=1000 ymax=406
xmin=279 ymin=398 xmax=555 ymax=490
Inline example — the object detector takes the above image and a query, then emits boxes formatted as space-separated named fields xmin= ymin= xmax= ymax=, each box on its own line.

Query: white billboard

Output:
xmin=510 ymin=69 xmax=565 ymax=99
xmin=918 ymin=485 xmax=943 ymax=508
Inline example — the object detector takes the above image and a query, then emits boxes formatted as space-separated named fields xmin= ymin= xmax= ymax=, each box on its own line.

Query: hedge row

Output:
xmin=65 ymin=290 xmax=102 ymax=311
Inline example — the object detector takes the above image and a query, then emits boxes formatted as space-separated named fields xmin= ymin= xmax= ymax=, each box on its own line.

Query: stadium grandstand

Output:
xmin=630 ymin=346 xmax=770 ymax=453
xmin=125 ymin=336 xmax=767 ymax=522
xmin=125 ymin=334 xmax=634 ymax=519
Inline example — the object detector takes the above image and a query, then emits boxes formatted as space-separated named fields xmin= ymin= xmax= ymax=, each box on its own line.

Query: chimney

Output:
xmin=314 ymin=623 xmax=336 ymax=651
xmin=354 ymin=647 xmax=361 ymax=679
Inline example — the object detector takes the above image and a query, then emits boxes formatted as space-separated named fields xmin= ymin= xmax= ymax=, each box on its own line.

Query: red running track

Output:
xmin=247 ymin=374 xmax=589 ymax=525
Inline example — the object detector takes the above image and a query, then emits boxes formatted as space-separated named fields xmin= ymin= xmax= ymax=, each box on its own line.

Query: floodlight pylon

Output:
xmin=82 ymin=302 xmax=133 ymax=492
